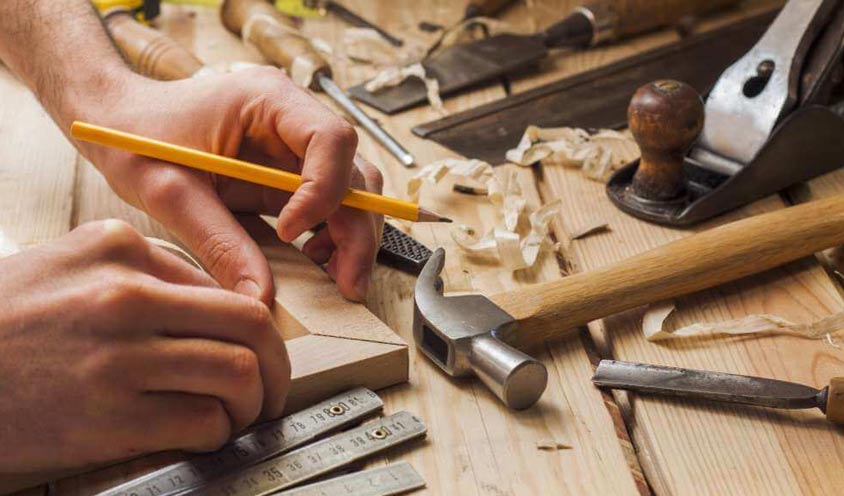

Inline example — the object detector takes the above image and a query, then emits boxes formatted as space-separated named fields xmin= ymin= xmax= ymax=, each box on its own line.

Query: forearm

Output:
xmin=0 ymin=0 xmax=135 ymax=130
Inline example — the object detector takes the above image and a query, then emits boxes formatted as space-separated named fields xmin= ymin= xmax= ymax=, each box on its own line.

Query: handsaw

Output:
xmin=593 ymin=360 xmax=844 ymax=424
xmin=347 ymin=0 xmax=742 ymax=114
xmin=411 ymin=9 xmax=778 ymax=165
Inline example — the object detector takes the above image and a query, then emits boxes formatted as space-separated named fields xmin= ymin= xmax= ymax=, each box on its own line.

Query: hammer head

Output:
xmin=413 ymin=249 xmax=548 ymax=409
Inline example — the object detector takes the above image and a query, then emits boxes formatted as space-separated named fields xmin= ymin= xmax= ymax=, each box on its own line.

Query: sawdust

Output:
xmin=568 ymin=221 xmax=610 ymax=240
xmin=642 ymin=300 xmax=844 ymax=345
xmin=506 ymin=126 xmax=640 ymax=182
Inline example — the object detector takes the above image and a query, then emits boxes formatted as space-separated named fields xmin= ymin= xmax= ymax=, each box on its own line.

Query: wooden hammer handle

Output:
xmin=490 ymin=195 xmax=844 ymax=349
xmin=104 ymin=11 xmax=204 ymax=80
xmin=583 ymin=0 xmax=742 ymax=43
xmin=221 ymin=0 xmax=329 ymax=89
xmin=826 ymin=378 xmax=844 ymax=423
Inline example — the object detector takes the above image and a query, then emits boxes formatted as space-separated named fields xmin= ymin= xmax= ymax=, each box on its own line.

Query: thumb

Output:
xmin=140 ymin=169 xmax=275 ymax=305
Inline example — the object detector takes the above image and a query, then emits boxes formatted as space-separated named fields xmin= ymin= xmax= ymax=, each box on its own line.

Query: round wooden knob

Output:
xmin=628 ymin=79 xmax=704 ymax=201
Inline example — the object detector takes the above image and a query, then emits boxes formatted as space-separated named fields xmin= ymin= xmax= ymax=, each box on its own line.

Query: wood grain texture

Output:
xmin=490 ymin=195 xmax=844 ymax=350
xmin=540 ymin=163 xmax=844 ymax=495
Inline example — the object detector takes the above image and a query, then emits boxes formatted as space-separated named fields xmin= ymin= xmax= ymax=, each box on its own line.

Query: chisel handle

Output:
xmin=825 ymin=378 xmax=844 ymax=423
xmin=545 ymin=0 xmax=742 ymax=47
xmin=221 ymin=0 xmax=330 ymax=89
xmin=464 ymin=0 xmax=518 ymax=19
xmin=104 ymin=11 xmax=205 ymax=80
xmin=490 ymin=195 xmax=844 ymax=349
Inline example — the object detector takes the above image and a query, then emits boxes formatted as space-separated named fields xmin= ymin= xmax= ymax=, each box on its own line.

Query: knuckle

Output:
xmin=188 ymin=399 xmax=231 ymax=452
xmin=80 ymin=348 xmax=125 ymax=386
xmin=226 ymin=348 xmax=261 ymax=383
xmin=93 ymin=274 xmax=151 ymax=312
xmin=140 ymin=168 xmax=190 ymax=210
xmin=90 ymin=219 xmax=147 ymax=259
xmin=323 ymin=120 xmax=358 ymax=149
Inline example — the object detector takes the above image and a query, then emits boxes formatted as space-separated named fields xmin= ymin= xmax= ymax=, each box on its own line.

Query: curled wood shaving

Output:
xmin=343 ymin=28 xmax=405 ymax=65
xmin=364 ymin=63 xmax=444 ymax=113
xmin=408 ymin=158 xmax=560 ymax=271
xmin=506 ymin=126 xmax=640 ymax=182
xmin=642 ymin=300 xmax=844 ymax=344
xmin=434 ymin=17 xmax=512 ymax=56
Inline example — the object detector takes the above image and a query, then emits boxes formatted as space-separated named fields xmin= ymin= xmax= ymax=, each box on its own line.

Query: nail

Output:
xmin=234 ymin=278 xmax=262 ymax=300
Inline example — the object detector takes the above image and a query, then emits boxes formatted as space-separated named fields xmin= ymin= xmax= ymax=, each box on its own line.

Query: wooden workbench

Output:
xmin=4 ymin=1 xmax=844 ymax=494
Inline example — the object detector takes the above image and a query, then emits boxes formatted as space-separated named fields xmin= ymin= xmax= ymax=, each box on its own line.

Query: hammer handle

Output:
xmin=490 ymin=195 xmax=844 ymax=349
xmin=221 ymin=0 xmax=330 ymax=89
xmin=582 ymin=0 xmax=741 ymax=44
xmin=104 ymin=11 xmax=204 ymax=80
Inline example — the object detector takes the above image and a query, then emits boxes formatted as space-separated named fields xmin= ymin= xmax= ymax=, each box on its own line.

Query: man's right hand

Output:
xmin=0 ymin=219 xmax=290 ymax=473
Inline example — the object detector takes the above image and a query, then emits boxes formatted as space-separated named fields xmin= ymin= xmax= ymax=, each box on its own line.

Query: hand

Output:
xmin=76 ymin=68 xmax=384 ymax=304
xmin=0 ymin=220 xmax=290 ymax=472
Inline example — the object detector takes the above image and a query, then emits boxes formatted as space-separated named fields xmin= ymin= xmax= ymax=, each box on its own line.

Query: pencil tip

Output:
xmin=439 ymin=216 xmax=453 ymax=223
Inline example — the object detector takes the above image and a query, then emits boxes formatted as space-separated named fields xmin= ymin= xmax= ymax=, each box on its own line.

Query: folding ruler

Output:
xmin=96 ymin=388 xmax=426 ymax=496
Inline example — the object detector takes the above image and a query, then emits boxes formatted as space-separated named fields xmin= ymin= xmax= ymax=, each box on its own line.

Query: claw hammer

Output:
xmin=415 ymin=197 xmax=844 ymax=409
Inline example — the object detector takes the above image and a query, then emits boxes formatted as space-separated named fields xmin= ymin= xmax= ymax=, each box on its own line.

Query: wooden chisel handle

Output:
xmin=490 ymin=195 xmax=844 ymax=349
xmin=104 ymin=11 xmax=205 ymax=80
xmin=464 ymin=0 xmax=518 ymax=19
xmin=221 ymin=0 xmax=329 ymax=89
xmin=826 ymin=378 xmax=844 ymax=423
xmin=547 ymin=0 xmax=743 ymax=46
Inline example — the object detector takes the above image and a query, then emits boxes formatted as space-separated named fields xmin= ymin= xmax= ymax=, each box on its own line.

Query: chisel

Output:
xmin=350 ymin=0 xmax=744 ymax=114
xmin=593 ymin=360 xmax=844 ymax=423
xmin=221 ymin=0 xmax=416 ymax=167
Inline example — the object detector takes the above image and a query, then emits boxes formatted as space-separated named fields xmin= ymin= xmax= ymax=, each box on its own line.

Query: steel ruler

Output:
xmin=183 ymin=411 xmax=427 ymax=496
xmin=276 ymin=462 xmax=425 ymax=496
xmin=96 ymin=388 xmax=383 ymax=496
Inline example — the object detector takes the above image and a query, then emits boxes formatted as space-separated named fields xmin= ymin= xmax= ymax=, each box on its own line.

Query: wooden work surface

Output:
xmin=4 ymin=0 xmax=844 ymax=494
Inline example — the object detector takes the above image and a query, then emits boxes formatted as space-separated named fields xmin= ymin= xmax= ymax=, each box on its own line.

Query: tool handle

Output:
xmin=544 ymin=0 xmax=741 ymax=47
xmin=490 ymin=195 xmax=844 ymax=349
xmin=104 ymin=11 xmax=205 ymax=80
xmin=826 ymin=378 xmax=844 ymax=423
xmin=464 ymin=0 xmax=517 ymax=19
xmin=221 ymin=0 xmax=330 ymax=89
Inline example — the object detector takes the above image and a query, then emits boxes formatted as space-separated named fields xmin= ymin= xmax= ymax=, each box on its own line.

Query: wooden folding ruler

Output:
xmin=96 ymin=388 xmax=426 ymax=496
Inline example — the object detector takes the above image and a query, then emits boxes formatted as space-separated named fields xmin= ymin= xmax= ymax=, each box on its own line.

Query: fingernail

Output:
xmin=234 ymin=279 xmax=262 ymax=299
xmin=354 ymin=273 xmax=370 ymax=301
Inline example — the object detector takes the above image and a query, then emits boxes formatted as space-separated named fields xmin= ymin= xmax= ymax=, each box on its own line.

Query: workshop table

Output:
xmin=4 ymin=1 xmax=844 ymax=495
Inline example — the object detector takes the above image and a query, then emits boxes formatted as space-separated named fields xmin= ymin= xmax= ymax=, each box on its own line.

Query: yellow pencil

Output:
xmin=70 ymin=121 xmax=451 ymax=223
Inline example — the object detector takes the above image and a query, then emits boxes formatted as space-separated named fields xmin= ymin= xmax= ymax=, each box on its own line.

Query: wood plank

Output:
xmin=540 ymin=153 xmax=844 ymax=494
xmin=308 ymin=1 xmax=646 ymax=493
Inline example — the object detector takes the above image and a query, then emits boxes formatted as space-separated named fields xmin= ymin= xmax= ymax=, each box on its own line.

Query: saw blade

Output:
xmin=593 ymin=360 xmax=821 ymax=410
xmin=276 ymin=462 xmax=425 ymax=496
xmin=95 ymin=388 xmax=383 ymax=496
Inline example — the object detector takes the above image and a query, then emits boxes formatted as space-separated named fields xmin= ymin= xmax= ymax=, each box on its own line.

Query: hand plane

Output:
xmin=608 ymin=0 xmax=844 ymax=226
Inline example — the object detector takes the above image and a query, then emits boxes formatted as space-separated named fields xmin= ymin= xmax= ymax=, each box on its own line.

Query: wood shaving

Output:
xmin=343 ymin=27 xmax=405 ymax=65
xmin=364 ymin=62 xmax=444 ymax=113
xmin=433 ymin=17 xmax=512 ymax=56
xmin=408 ymin=158 xmax=560 ymax=271
xmin=536 ymin=439 xmax=573 ymax=451
xmin=506 ymin=126 xmax=640 ymax=182
xmin=642 ymin=300 xmax=844 ymax=344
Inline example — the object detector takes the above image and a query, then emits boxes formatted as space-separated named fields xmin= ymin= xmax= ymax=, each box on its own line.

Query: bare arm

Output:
xmin=0 ymin=0 xmax=133 ymax=130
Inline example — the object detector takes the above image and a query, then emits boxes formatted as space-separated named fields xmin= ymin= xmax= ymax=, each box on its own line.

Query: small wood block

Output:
xmin=826 ymin=377 xmax=844 ymax=424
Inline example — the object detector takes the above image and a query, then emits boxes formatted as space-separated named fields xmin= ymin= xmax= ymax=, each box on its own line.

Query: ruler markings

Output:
xmin=274 ymin=462 xmax=425 ymax=496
